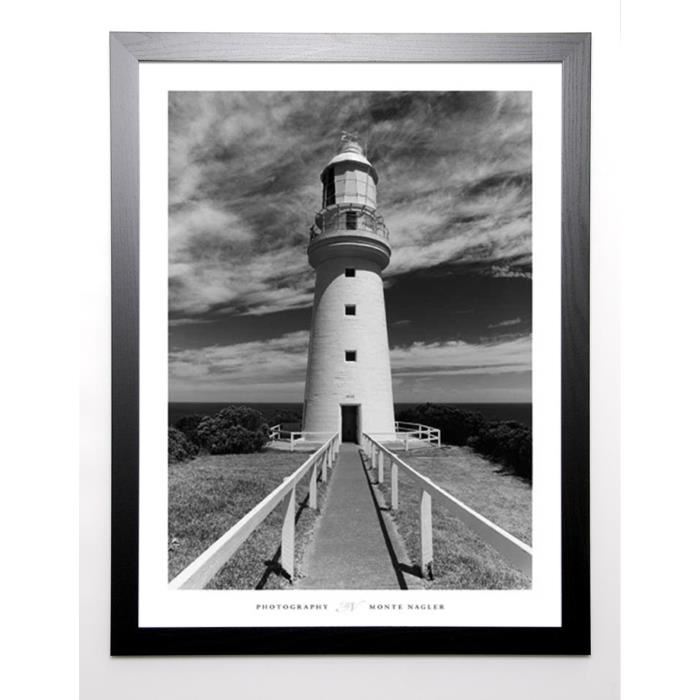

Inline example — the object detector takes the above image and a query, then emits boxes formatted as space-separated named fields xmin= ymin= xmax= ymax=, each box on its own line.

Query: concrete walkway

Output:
xmin=299 ymin=444 xmax=401 ymax=589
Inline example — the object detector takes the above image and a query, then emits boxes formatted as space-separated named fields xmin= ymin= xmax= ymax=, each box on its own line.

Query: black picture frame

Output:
xmin=110 ymin=32 xmax=590 ymax=655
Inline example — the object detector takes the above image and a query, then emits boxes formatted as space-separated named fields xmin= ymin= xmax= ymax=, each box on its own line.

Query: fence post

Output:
xmin=280 ymin=485 xmax=296 ymax=578
xmin=391 ymin=460 xmax=399 ymax=510
xmin=437 ymin=430 xmax=441 ymax=448
xmin=309 ymin=463 xmax=318 ymax=510
xmin=321 ymin=449 xmax=328 ymax=482
xmin=420 ymin=490 xmax=433 ymax=579
xmin=377 ymin=450 xmax=384 ymax=483
xmin=404 ymin=435 xmax=409 ymax=452
xmin=290 ymin=434 xmax=295 ymax=452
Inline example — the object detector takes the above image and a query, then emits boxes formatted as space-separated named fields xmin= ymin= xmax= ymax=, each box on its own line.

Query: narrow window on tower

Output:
xmin=345 ymin=350 xmax=357 ymax=362
xmin=346 ymin=211 xmax=358 ymax=229
xmin=323 ymin=168 xmax=336 ymax=206
xmin=345 ymin=304 xmax=356 ymax=316
xmin=345 ymin=268 xmax=355 ymax=277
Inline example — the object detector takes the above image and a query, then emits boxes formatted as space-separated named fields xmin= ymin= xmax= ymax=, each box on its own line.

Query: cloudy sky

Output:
xmin=169 ymin=91 xmax=532 ymax=404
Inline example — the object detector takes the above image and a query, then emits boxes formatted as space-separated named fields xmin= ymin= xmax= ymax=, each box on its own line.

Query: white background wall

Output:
xmin=1 ymin=1 xmax=697 ymax=698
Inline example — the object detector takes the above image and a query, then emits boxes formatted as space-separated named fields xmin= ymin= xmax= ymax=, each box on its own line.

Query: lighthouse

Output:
xmin=302 ymin=134 xmax=395 ymax=443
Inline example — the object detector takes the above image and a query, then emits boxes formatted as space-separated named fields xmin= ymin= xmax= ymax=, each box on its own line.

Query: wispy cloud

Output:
xmin=487 ymin=317 xmax=522 ymax=329
xmin=168 ymin=318 xmax=213 ymax=328
xmin=169 ymin=91 xmax=531 ymax=320
xmin=169 ymin=330 xmax=530 ymax=401
xmin=169 ymin=331 xmax=310 ymax=402
xmin=489 ymin=264 xmax=532 ymax=280
xmin=391 ymin=336 xmax=531 ymax=376
xmin=170 ymin=330 xmax=309 ymax=381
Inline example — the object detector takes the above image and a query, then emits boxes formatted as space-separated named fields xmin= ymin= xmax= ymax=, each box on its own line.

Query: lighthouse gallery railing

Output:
xmin=309 ymin=202 xmax=389 ymax=240
xmin=361 ymin=433 xmax=532 ymax=579
xmin=169 ymin=433 xmax=340 ymax=589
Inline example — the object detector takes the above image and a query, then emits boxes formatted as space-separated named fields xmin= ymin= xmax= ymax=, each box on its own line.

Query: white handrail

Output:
xmin=169 ymin=433 xmax=340 ymax=589
xmin=362 ymin=433 xmax=531 ymax=578
xmin=288 ymin=431 xmax=336 ymax=452
xmin=394 ymin=421 xmax=441 ymax=447
xmin=269 ymin=428 xmax=336 ymax=452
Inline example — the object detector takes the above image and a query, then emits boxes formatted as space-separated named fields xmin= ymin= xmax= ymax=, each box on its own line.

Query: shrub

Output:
xmin=195 ymin=405 xmax=269 ymax=455
xmin=269 ymin=409 xmax=302 ymax=433
xmin=396 ymin=403 xmax=532 ymax=481
xmin=472 ymin=421 xmax=532 ymax=481
xmin=174 ymin=414 xmax=206 ymax=444
xmin=396 ymin=403 xmax=486 ymax=446
xmin=168 ymin=427 xmax=199 ymax=463
xmin=270 ymin=409 xmax=302 ymax=425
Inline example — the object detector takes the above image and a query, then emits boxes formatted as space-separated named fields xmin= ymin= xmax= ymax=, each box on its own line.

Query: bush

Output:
xmin=270 ymin=409 xmax=302 ymax=426
xmin=396 ymin=403 xmax=486 ymax=446
xmin=472 ymin=421 xmax=532 ymax=481
xmin=174 ymin=414 xmax=206 ymax=444
xmin=396 ymin=403 xmax=532 ymax=481
xmin=269 ymin=409 xmax=302 ymax=432
xmin=195 ymin=405 xmax=269 ymax=455
xmin=168 ymin=427 xmax=199 ymax=463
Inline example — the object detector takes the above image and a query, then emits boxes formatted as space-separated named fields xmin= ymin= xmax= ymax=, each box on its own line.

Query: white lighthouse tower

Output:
xmin=302 ymin=134 xmax=395 ymax=443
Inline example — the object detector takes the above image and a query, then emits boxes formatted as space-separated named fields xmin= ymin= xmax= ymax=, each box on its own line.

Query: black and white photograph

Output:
xmin=166 ymin=91 xmax=534 ymax=592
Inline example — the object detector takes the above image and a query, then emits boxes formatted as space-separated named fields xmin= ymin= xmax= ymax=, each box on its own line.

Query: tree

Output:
xmin=174 ymin=414 xmax=206 ymax=444
xmin=396 ymin=403 xmax=532 ymax=481
xmin=168 ymin=427 xmax=198 ymax=463
xmin=396 ymin=403 xmax=486 ymax=446
xmin=195 ymin=405 xmax=269 ymax=455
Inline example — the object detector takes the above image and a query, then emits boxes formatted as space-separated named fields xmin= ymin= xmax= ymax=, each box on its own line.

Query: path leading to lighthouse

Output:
xmin=298 ymin=444 xmax=402 ymax=589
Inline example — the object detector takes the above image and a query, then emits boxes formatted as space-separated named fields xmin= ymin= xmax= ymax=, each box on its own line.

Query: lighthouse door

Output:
xmin=340 ymin=405 xmax=359 ymax=443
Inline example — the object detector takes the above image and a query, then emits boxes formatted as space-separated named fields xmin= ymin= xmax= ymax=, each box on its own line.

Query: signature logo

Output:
xmin=336 ymin=600 xmax=367 ymax=613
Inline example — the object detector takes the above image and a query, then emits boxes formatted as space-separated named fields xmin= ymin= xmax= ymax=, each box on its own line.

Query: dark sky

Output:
xmin=168 ymin=91 xmax=532 ymax=403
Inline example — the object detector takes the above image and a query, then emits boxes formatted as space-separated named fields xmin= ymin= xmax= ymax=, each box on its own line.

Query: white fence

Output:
xmin=269 ymin=421 xmax=442 ymax=452
xmin=366 ymin=422 xmax=441 ymax=451
xmin=361 ymin=433 xmax=532 ymax=579
xmin=169 ymin=434 xmax=340 ymax=589
xmin=268 ymin=421 xmax=440 ymax=451
xmin=268 ymin=425 xmax=336 ymax=452
xmin=394 ymin=421 xmax=441 ymax=448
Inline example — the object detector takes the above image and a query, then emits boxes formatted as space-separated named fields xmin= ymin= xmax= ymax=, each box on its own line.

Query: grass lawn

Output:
xmin=374 ymin=445 xmax=532 ymax=590
xmin=169 ymin=449 xmax=327 ymax=589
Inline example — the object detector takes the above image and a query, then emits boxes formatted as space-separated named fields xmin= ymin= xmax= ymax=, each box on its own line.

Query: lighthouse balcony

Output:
xmin=307 ymin=204 xmax=391 ymax=269
xmin=309 ymin=203 xmax=389 ymax=242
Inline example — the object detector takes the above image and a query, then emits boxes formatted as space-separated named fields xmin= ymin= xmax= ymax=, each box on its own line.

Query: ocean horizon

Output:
xmin=169 ymin=401 xmax=532 ymax=428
